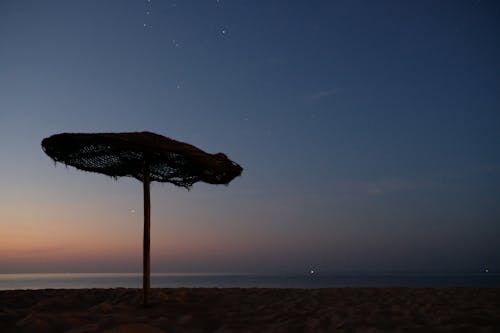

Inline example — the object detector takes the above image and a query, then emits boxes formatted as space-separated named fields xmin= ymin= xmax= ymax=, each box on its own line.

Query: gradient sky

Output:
xmin=1 ymin=0 xmax=499 ymax=274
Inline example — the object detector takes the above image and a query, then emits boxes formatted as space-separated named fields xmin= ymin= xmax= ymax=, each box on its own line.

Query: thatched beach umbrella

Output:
xmin=41 ymin=131 xmax=242 ymax=305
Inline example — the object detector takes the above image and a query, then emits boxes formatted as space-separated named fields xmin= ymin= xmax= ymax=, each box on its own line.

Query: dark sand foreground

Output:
xmin=1 ymin=288 xmax=499 ymax=332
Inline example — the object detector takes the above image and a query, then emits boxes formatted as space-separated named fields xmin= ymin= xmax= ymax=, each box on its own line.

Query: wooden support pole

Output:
xmin=143 ymin=166 xmax=151 ymax=306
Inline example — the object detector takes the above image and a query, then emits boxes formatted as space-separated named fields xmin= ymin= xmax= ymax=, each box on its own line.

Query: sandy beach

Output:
xmin=0 ymin=288 xmax=499 ymax=332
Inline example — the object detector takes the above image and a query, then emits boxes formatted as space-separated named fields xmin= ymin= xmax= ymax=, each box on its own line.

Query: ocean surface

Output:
xmin=1 ymin=272 xmax=499 ymax=290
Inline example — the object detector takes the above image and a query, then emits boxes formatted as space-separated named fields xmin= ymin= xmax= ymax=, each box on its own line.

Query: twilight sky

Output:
xmin=1 ymin=0 xmax=499 ymax=274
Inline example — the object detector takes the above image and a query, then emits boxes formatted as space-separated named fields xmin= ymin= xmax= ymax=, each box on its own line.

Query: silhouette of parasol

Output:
xmin=41 ymin=131 xmax=242 ymax=305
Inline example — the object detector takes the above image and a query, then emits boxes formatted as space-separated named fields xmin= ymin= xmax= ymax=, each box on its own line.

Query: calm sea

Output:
xmin=0 ymin=272 xmax=499 ymax=290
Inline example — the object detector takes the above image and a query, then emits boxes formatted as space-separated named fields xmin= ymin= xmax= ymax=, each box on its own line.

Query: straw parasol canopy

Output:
xmin=41 ymin=131 xmax=242 ymax=305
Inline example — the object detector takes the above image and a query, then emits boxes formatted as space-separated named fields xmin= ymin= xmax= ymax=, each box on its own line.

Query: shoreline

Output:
xmin=1 ymin=287 xmax=500 ymax=332
xmin=2 ymin=272 xmax=498 ymax=290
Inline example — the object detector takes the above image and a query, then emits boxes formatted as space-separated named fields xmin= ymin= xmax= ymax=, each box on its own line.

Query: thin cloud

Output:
xmin=363 ymin=179 xmax=419 ymax=195
xmin=334 ymin=177 xmax=440 ymax=196
xmin=309 ymin=88 xmax=338 ymax=100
